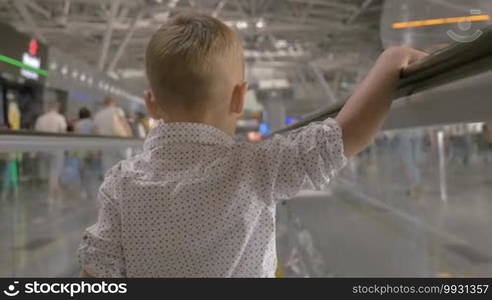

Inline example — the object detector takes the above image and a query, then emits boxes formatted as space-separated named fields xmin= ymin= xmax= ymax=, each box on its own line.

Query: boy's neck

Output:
xmin=159 ymin=114 xmax=236 ymax=136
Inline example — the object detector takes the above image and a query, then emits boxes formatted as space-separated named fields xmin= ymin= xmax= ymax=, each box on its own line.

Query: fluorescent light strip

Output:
xmin=0 ymin=54 xmax=48 ymax=76
xmin=392 ymin=14 xmax=490 ymax=29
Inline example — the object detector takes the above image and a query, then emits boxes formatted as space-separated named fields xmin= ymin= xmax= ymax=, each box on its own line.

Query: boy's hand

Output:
xmin=381 ymin=46 xmax=429 ymax=74
xmin=336 ymin=47 xmax=428 ymax=157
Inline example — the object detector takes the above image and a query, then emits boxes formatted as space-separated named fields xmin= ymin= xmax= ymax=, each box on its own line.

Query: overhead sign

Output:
xmin=20 ymin=39 xmax=42 ymax=80
xmin=0 ymin=22 xmax=48 ymax=82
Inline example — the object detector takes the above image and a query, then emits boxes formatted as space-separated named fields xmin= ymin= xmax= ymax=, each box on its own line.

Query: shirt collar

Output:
xmin=144 ymin=121 xmax=235 ymax=151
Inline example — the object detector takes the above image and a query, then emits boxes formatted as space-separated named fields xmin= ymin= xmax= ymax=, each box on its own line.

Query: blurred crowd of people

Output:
xmin=1 ymin=96 xmax=150 ymax=203
xmin=34 ymin=96 xmax=149 ymax=138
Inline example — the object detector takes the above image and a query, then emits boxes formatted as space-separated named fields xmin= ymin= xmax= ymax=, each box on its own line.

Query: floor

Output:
xmin=0 ymin=155 xmax=101 ymax=277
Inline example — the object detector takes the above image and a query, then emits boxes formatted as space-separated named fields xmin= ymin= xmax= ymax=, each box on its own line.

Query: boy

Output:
xmin=78 ymin=13 xmax=426 ymax=277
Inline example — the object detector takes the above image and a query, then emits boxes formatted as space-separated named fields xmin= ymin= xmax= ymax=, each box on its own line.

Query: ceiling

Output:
xmin=0 ymin=0 xmax=384 ymax=116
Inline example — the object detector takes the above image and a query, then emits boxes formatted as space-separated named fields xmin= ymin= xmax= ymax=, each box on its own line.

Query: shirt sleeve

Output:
xmin=248 ymin=118 xmax=347 ymax=203
xmin=77 ymin=189 xmax=126 ymax=277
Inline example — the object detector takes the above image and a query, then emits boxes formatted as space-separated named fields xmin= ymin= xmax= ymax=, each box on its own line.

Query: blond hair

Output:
xmin=145 ymin=13 xmax=243 ymax=113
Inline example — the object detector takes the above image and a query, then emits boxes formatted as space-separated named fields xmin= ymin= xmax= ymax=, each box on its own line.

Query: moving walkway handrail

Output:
xmin=0 ymin=129 xmax=144 ymax=141
xmin=0 ymin=130 xmax=144 ymax=153
xmin=272 ymin=24 xmax=492 ymax=135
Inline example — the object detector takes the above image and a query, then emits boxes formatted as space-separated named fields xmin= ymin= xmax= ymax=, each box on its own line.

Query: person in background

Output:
xmin=34 ymin=101 xmax=67 ymax=133
xmin=483 ymin=122 xmax=492 ymax=163
xmin=73 ymin=107 xmax=97 ymax=200
xmin=129 ymin=111 xmax=148 ymax=138
xmin=75 ymin=107 xmax=95 ymax=135
xmin=137 ymin=112 xmax=149 ymax=138
xmin=94 ymin=97 xmax=133 ymax=172
xmin=1 ymin=95 xmax=22 ymax=201
xmin=396 ymin=128 xmax=424 ymax=199
xmin=94 ymin=96 xmax=132 ymax=137
xmin=34 ymin=101 xmax=67 ymax=204
xmin=66 ymin=117 xmax=75 ymax=133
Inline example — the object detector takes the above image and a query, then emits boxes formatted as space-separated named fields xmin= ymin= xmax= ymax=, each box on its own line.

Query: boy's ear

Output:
xmin=230 ymin=82 xmax=248 ymax=115
xmin=144 ymin=90 xmax=160 ymax=119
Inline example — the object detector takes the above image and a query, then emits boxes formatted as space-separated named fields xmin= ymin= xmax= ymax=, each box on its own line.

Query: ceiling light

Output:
xmin=49 ymin=62 xmax=58 ymax=71
xmin=256 ymin=20 xmax=265 ymax=29
xmin=236 ymin=21 xmax=248 ymax=29
xmin=275 ymin=40 xmax=288 ymax=49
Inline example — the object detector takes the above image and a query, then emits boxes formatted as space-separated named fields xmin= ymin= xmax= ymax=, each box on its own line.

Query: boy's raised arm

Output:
xmin=335 ymin=47 xmax=427 ymax=157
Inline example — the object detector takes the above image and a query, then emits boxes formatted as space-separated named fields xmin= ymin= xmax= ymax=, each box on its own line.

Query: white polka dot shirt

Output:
xmin=78 ymin=118 xmax=346 ymax=277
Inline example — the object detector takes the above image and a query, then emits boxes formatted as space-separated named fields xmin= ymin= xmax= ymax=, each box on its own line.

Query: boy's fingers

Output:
xmin=410 ymin=50 xmax=429 ymax=64
xmin=405 ymin=48 xmax=427 ymax=63
xmin=403 ymin=49 xmax=429 ymax=71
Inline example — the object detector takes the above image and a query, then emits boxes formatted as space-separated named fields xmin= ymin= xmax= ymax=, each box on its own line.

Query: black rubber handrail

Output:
xmin=272 ymin=24 xmax=492 ymax=135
